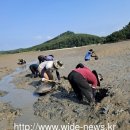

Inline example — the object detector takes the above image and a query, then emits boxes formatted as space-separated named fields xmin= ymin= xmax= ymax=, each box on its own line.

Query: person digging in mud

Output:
xmin=38 ymin=60 xmax=63 ymax=81
xmin=35 ymin=60 xmax=64 ymax=94
xmin=29 ymin=64 xmax=39 ymax=78
xmin=84 ymin=49 xmax=98 ymax=61
xmin=17 ymin=59 xmax=26 ymax=65
xmin=38 ymin=55 xmax=54 ymax=64
xmin=68 ymin=63 xmax=103 ymax=105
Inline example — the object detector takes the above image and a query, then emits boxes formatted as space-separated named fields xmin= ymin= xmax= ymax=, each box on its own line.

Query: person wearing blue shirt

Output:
xmin=84 ymin=49 xmax=97 ymax=61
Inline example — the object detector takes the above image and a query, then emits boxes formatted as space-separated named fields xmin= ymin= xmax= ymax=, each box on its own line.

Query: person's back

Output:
xmin=18 ymin=59 xmax=26 ymax=64
xmin=39 ymin=60 xmax=63 ymax=80
xmin=38 ymin=55 xmax=54 ymax=63
xmin=84 ymin=50 xmax=92 ymax=61
xmin=74 ymin=67 xmax=97 ymax=88
xmin=38 ymin=61 xmax=54 ymax=70
xmin=84 ymin=49 xmax=98 ymax=61
xmin=45 ymin=55 xmax=54 ymax=61
xmin=29 ymin=64 xmax=39 ymax=78
xmin=30 ymin=64 xmax=38 ymax=69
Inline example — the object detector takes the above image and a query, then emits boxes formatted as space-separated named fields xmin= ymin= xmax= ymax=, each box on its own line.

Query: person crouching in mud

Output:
xmin=34 ymin=61 xmax=63 ymax=94
xmin=38 ymin=60 xmax=64 ymax=82
xmin=84 ymin=49 xmax=98 ymax=61
xmin=38 ymin=55 xmax=54 ymax=64
xmin=29 ymin=64 xmax=39 ymax=78
xmin=68 ymin=63 xmax=103 ymax=105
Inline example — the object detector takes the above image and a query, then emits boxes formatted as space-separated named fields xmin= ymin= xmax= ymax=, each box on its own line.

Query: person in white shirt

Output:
xmin=38 ymin=60 xmax=64 ymax=81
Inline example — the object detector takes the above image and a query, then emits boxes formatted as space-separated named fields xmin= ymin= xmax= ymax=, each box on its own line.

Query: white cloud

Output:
xmin=46 ymin=36 xmax=53 ymax=40
xmin=34 ymin=35 xmax=44 ymax=40
xmin=34 ymin=35 xmax=53 ymax=40
xmin=33 ymin=35 xmax=54 ymax=43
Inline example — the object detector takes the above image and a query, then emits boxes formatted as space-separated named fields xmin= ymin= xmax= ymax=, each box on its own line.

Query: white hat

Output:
xmin=53 ymin=60 xmax=64 ymax=69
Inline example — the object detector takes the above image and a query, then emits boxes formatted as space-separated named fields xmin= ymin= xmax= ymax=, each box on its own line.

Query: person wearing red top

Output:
xmin=68 ymin=63 xmax=102 ymax=105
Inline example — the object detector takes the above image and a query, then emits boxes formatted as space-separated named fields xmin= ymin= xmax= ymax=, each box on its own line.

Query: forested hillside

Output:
xmin=104 ymin=22 xmax=130 ymax=43
xmin=1 ymin=22 xmax=130 ymax=54
xmin=0 ymin=31 xmax=103 ymax=53
xmin=27 ymin=31 xmax=103 ymax=51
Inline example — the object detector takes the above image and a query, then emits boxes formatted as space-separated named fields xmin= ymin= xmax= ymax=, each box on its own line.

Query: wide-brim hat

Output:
xmin=53 ymin=60 xmax=64 ymax=69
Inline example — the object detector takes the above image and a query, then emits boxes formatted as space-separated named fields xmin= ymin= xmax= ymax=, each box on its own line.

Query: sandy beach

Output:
xmin=0 ymin=41 xmax=130 ymax=130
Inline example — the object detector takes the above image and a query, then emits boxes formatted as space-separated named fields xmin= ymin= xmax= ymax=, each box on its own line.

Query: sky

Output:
xmin=0 ymin=0 xmax=130 ymax=51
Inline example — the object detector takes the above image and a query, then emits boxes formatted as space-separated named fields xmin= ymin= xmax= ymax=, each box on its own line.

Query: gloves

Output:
xmin=92 ymin=86 xmax=96 ymax=89
xmin=42 ymin=78 xmax=46 ymax=81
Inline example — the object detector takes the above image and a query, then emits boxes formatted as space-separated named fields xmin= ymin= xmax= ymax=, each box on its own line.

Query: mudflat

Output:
xmin=0 ymin=41 xmax=130 ymax=130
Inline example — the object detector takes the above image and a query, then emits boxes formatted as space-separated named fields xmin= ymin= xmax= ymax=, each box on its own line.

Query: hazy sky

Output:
xmin=0 ymin=0 xmax=130 ymax=51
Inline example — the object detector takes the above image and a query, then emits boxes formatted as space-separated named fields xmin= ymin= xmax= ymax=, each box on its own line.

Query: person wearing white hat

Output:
xmin=38 ymin=60 xmax=64 ymax=81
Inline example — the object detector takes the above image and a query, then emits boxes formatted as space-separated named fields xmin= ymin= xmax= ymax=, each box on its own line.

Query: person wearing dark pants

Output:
xmin=29 ymin=64 xmax=39 ymax=78
xmin=68 ymin=71 xmax=93 ymax=103
xmin=68 ymin=63 xmax=101 ymax=105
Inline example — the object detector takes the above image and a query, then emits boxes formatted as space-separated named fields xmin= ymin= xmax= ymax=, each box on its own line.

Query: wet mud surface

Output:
xmin=0 ymin=42 xmax=130 ymax=129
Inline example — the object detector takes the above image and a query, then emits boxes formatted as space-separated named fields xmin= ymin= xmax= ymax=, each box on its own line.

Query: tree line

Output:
xmin=1 ymin=22 xmax=130 ymax=54
xmin=104 ymin=22 xmax=130 ymax=43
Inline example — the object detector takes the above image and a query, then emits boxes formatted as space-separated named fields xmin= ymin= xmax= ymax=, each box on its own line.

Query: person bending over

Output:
xmin=38 ymin=60 xmax=64 ymax=82
xmin=68 ymin=63 xmax=102 ymax=105
xmin=84 ymin=49 xmax=98 ymax=61
xmin=38 ymin=55 xmax=54 ymax=64
xmin=29 ymin=64 xmax=39 ymax=78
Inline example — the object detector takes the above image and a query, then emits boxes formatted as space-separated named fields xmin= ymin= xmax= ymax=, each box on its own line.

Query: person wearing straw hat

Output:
xmin=38 ymin=60 xmax=64 ymax=81
xmin=35 ymin=60 xmax=63 ymax=94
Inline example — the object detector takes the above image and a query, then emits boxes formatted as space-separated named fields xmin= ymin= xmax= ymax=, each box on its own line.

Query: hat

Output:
xmin=53 ymin=60 xmax=64 ymax=69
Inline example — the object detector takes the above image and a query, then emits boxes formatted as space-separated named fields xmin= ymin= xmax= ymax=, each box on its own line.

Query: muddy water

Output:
xmin=0 ymin=64 xmax=64 ymax=125
xmin=0 ymin=64 xmax=46 ymax=125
